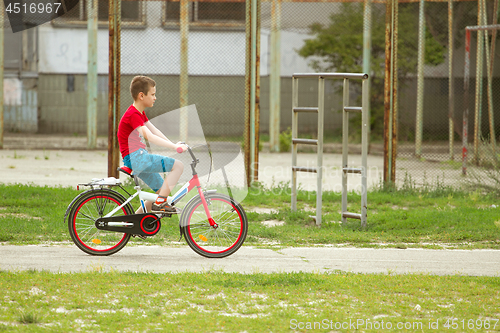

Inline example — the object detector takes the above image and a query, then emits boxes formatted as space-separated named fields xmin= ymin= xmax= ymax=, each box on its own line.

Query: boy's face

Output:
xmin=139 ymin=85 xmax=156 ymax=108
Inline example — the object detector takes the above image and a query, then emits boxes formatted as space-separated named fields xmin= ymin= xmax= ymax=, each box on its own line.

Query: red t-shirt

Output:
xmin=117 ymin=105 xmax=149 ymax=158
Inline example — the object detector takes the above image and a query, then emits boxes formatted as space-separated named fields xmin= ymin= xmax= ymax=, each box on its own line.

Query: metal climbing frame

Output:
xmin=291 ymin=73 xmax=369 ymax=227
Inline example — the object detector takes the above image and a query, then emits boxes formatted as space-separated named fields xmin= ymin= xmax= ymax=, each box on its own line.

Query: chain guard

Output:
xmin=96 ymin=213 xmax=161 ymax=237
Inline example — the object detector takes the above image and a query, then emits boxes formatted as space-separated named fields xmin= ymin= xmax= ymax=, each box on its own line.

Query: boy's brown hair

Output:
xmin=130 ymin=76 xmax=156 ymax=100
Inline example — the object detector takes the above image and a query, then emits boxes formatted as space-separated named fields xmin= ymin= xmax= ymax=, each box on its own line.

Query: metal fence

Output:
xmin=117 ymin=0 xmax=250 ymax=186
xmin=118 ymin=0 xmax=248 ymax=138
xmin=2 ymin=0 xmax=500 ymax=191
xmin=259 ymin=0 xmax=500 ymax=189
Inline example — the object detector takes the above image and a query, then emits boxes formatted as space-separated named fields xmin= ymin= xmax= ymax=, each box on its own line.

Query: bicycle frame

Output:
xmin=104 ymin=146 xmax=219 ymax=229
xmin=67 ymin=143 xmax=247 ymax=258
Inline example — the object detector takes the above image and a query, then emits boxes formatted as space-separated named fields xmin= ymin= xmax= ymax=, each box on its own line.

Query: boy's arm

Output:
xmin=144 ymin=121 xmax=169 ymax=142
xmin=138 ymin=125 xmax=186 ymax=151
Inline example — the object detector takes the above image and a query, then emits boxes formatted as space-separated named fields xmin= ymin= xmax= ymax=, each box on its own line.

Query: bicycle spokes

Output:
xmin=70 ymin=193 xmax=130 ymax=254
xmin=185 ymin=196 xmax=246 ymax=256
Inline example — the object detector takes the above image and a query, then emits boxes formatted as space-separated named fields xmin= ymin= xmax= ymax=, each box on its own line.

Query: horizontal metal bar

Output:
xmin=342 ymin=212 xmax=362 ymax=219
xmin=293 ymin=73 xmax=369 ymax=80
xmin=293 ymin=107 xmax=318 ymax=113
xmin=292 ymin=138 xmax=318 ymax=145
xmin=292 ymin=166 xmax=318 ymax=173
xmin=466 ymin=24 xmax=500 ymax=31
xmin=344 ymin=106 xmax=362 ymax=113
xmin=343 ymin=167 xmax=362 ymax=174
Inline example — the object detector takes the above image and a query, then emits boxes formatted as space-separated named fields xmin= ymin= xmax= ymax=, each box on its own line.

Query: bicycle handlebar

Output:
xmin=177 ymin=142 xmax=196 ymax=161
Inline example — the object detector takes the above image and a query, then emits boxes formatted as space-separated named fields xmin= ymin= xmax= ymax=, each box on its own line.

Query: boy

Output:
xmin=117 ymin=75 xmax=187 ymax=213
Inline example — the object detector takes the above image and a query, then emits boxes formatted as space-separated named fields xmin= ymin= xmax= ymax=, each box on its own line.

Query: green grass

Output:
xmin=0 ymin=183 xmax=499 ymax=249
xmin=0 ymin=270 xmax=499 ymax=332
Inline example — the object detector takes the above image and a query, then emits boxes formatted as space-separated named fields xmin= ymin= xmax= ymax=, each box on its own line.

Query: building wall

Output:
xmin=38 ymin=72 xmax=500 ymax=141
xmin=3 ymin=78 xmax=38 ymax=133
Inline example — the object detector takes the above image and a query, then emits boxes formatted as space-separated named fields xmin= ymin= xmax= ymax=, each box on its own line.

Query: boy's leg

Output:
xmin=150 ymin=160 xmax=184 ymax=212
xmin=136 ymin=160 xmax=184 ymax=212
xmin=131 ymin=152 xmax=183 ymax=212
xmin=135 ymin=158 xmax=182 ymax=213
xmin=135 ymin=201 xmax=153 ymax=214
xmin=158 ymin=160 xmax=184 ymax=198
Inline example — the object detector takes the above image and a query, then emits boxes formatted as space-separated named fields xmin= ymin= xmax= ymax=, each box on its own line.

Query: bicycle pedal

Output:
xmin=132 ymin=234 xmax=147 ymax=240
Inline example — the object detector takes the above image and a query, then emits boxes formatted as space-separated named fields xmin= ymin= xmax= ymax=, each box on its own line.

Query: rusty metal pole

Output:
xmin=108 ymin=0 xmax=116 ymax=177
xmin=87 ymin=0 xmax=98 ymax=149
xmin=249 ymin=0 xmax=257 ymax=184
xmin=474 ymin=0 xmax=484 ymax=164
xmin=0 ymin=1 xmax=4 ymax=150
xmin=481 ymin=0 xmax=496 ymax=160
xmin=179 ymin=0 xmax=189 ymax=142
xmin=108 ymin=0 xmax=120 ymax=178
xmin=244 ymin=0 xmax=251 ymax=186
xmin=448 ymin=0 xmax=454 ymax=160
xmin=391 ymin=0 xmax=398 ymax=183
xmin=463 ymin=29 xmax=471 ymax=175
xmin=269 ymin=0 xmax=281 ymax=153
xmin=415 ymin=0 xmax=425 ymax=158
xmin=490 ymin=0 xmax=499 ymax=80
xmin=254 ymin=0 xmax=261 ymax=181
xmin=489 ymin=0 xmax=499 ymax=157
xmin=383 ymin=0 xmax=392 ymax=183
xmin=116 ymin=0 xmax=121 ymax=171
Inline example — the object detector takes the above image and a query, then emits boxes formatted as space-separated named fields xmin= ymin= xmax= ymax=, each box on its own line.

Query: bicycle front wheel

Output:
xmin=181 ymin=193 xmax=248 ymax=258
xmin=67 ymin=189 xmax=134 ymax=256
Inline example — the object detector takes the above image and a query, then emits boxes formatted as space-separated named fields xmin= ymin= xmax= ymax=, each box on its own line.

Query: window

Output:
xmin=53 ymin=0 xmax=145 ymax=27
xmin=164 ymin=1 xmax=245 ymax=28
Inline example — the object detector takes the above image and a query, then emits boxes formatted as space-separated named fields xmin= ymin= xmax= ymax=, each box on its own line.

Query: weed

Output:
xmin=151 ymin=309 xmax=162 ymax=317
xmin=13 ymin=151 xmax=25 ymax=159
xmin=373 ymin=171 xmax=455 ymax=198
xmin=472 ymin=139 xmax=499 ymax=168
xmin=18 ymin=311 xmax=41 ymax=324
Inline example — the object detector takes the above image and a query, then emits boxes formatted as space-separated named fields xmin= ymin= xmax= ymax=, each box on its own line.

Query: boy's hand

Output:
xmin=175 ymin=143 xmax=188 ymax=153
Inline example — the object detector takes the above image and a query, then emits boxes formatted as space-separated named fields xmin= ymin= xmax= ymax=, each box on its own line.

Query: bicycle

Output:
xmin=64 ymin=144 xmax=248 ymax=258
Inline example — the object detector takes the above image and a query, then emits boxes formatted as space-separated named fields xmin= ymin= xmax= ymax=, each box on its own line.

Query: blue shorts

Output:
xmin=123 ymin=148 xmax=175 ymax=192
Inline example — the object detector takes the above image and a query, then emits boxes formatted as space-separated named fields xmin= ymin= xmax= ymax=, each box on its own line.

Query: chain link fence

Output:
xmin=3 ymin=0 xmax=500 ymax=191
xmin=259 ymin=0 xmax=500 ymax=190
xmin=119 ymin=0 xmax=247 ymax=139
xmin=119 ymin=0 xmax=248 ymax=191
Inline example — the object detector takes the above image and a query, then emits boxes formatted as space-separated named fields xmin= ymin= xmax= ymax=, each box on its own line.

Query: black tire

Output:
xmin=180 ymin=193 xmax=248 ymax=258
xmin=67 ymin=189 xmax=134 ymax=256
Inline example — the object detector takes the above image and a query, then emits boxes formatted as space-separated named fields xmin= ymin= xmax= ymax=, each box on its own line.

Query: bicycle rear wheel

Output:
xmin=67 ymin=189 xmax=134 ymax=256
xmin=181 ymin=193 xmax=248 ymax=258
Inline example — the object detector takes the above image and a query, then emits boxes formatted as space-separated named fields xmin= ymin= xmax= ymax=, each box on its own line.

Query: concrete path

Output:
xmin=0 ymin=148 xmax=384 ymax=191
xmin=0 ymin=133 xmax=472 ymax=190
xmin=1 ymin=245 xmax=499 ymax=276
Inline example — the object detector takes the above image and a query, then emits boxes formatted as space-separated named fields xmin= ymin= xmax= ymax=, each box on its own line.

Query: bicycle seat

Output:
xmin=117 ymin=166 xmax=134 ymax=178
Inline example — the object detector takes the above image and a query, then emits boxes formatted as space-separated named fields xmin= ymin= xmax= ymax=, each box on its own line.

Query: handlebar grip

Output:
xmin=176 ymin=147 xmax=184 ymax=153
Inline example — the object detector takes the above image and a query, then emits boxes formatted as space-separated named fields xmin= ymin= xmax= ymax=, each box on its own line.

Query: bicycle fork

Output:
xmin=189 ymin=174 xmax=218 ymax=229
xmin=197 ymin=187 xmax=218 ymax=229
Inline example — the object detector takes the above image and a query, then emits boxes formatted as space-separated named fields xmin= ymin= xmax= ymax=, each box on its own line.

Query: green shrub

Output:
xmin=279 ymin=127 xmax=292 ymax=152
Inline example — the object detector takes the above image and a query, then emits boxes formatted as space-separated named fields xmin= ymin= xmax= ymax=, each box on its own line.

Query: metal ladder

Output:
xmin=291 ymin=73 xmax=369 ymax=227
